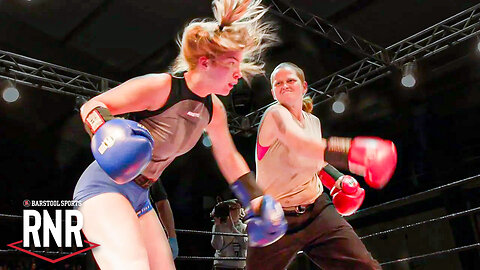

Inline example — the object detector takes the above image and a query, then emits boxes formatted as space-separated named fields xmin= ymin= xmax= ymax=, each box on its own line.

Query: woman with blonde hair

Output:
xmin=73 ymin=1 xmax=286 ymax=269
xmin=247 ymin=62 xmax=397 ymax=269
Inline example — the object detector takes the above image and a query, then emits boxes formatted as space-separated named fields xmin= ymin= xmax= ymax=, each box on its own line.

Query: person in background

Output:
xmin=211 ymin=199 xmax=247 ymax=270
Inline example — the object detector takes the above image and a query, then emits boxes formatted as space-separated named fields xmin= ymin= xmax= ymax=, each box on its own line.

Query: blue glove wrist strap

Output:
xmin=230 ymin=172 xmax=263 ymax=207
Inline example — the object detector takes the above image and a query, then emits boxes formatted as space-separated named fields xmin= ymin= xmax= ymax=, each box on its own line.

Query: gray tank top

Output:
xmin=131 ymin=73 xmax=212 ymax=186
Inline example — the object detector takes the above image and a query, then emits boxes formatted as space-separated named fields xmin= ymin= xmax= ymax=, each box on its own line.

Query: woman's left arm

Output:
xmin=205 ymin=94 xmax=250 ymax=184
xmin=206 ymin=96 xmax=288 ymax=246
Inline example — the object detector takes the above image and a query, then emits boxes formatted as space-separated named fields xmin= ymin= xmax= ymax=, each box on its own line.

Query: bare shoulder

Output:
xmin=266 ymin=103 xmax=288 ymax=114
xmin=264 ymin=104 xmax=293 ymax=129
xmin=140 ymin=73 xmax=172 ymax=89
xmin=258 ymin=104 xmax=288 ymax=146
xmin=139 ymin=73 xmax=172 ymax=110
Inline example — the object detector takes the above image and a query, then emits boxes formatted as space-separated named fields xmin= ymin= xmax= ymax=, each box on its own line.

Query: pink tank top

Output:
xmin=255 ymin=106 xmax=325 ymax=207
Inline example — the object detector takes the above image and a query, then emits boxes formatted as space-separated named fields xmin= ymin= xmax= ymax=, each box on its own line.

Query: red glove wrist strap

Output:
xmin=319 ymin=164 xmax=344 ymax=190
xmin=84 ymin=106 xmax=114 ymax=137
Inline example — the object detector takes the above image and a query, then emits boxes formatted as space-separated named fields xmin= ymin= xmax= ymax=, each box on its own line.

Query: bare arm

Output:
xmin=80 ymin=73 xmax=172 ymax=121
xmin=205 ymin=95 xmax=250 ymax=184
xmin=259 ymin=104 xmax=326 ymax=160
xmin=155 ymin=200 xmax=176 ymax=238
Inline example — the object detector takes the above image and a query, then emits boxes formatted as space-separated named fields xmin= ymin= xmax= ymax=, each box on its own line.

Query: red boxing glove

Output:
xmin=325 ymin=137 xmax=397 ymax=189
xmin=348 ymin=137 xmax=397 ymax=189
xmin=319 ymin=165 xmax=365 ymax=216
xmin=330 ymin=176 xmax=365 ymax=216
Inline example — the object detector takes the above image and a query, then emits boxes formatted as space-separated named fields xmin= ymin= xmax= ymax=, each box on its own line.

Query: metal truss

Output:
xmin=266 ymin=0 xmax=389 ymax=64
xmin=229 ymin=3 xmax=480 ymax=134
xmin=1 ymin=2 xmax=479 ymax=135
xmin=0 ymin=50 xmax=120 ymax=98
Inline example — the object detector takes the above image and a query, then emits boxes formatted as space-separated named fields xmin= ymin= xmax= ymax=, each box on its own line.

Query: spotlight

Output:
xmin=401 ymin=62 xmax=417 ymax=88
xmin=477 ymin=40 xmax=480 ymax=53
xmin=332 ymin=101 xmax=345 ymax=114
xmin=1 ymin=80 xmax=19 ymax=103
xmin=332 ymin=92 xmax=348 ymax=114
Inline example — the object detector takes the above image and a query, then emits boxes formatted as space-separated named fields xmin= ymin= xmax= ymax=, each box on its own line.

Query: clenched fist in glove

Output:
xmin=324 ymin=137 xmax=397 ymax=189
xmin=319 ymin=164 xmax=365 ymax=216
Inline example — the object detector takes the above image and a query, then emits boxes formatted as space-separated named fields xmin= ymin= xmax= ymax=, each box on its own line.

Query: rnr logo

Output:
xmin=7 ymin=209 xmax=100 ymax=263
xmin=23 ymin=210 xmax=83 ymax=247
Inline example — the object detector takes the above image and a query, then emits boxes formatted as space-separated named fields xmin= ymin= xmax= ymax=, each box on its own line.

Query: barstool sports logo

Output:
xmin=6 ymin=200 xmax=100 ymax=263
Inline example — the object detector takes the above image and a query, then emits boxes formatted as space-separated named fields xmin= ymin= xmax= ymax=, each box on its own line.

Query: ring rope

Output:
xmin=4 ymin=242 xmax=478 ymax=263
xmin=176 ymin=256 xmax=245 ymax=261
xmin=355 ymin=174 xmax=479 ymax=216
xmin=3 ymin=205 xmax=478 ymax=239
xmin=176 ymin=229 xmax=247 ymax=237
xmin=3 ymin=243 xmax=479 ymax=263
xmin=359 ymin=205 xmax=480 ymax=240
xmin=0 ymin=214 xmax=247 ymax=237
xmin=0 ymin=213 xmax=23 ymax=219
xmin=379 ymin=243 xmax=480 ymax=266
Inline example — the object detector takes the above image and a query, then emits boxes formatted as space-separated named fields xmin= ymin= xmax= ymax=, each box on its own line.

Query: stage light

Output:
xmin=401 ymin=62 xmax=417 ymax=88
xmin=332 ymin=100 xmax=345 ymax=114
xmin=332 ymin=92 xmax=348 ymax=114
xmin=2 ymin=81 xmax=19 ymax=103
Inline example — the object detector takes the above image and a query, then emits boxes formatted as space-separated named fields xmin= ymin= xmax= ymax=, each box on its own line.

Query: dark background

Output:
xmin=1 ymin=0 xmax=480 ymax=269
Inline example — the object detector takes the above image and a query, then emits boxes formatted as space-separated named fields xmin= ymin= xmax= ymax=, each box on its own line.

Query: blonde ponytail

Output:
xmin=172 ymin=0 xmax=277 ymax=80
xmin=302 ymin=96 xmax=313 ymax=113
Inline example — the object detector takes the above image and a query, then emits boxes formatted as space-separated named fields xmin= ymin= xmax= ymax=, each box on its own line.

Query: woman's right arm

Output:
xmin=80 ymin=73 xmax=172 ymax=121
xmin=259 ymin=105 xmax=326 ymax=160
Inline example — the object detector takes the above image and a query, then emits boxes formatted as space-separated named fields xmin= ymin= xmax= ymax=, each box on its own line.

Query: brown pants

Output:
xmin=246 ymin=193 xmax=381 ymax=270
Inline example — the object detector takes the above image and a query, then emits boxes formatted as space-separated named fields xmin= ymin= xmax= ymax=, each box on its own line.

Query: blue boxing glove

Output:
xmin=245 ymin=195 xmax=287 ymax=247
xmin=84 ymin=106 xmax=154 ymax=184
xmin=168 ymin=237 xmax=179 ymax=259
xmin=230 ymin=172 xmax=287 ymax=247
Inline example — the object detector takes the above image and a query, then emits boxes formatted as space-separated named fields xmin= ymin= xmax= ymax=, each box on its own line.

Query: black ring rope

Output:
xmin=0 ymin=213 xmax=25 ymax=219
xmin=0 ymin=215 xmax=247 ymax=237
xmin=359 ymin=205 xmax=480 ymax=240
xmin=355 ymin=174 xmax=479 ymax=216
xmin=3 ymin=242 xmax=478 ymax=263
xmin=176 ymin=256 xmax=245 ymax=261
xmin=0 ymin=215 xmax=248 ymax=237
xmin=2 ymin=206 xmax=479 ymax=240
xmin=379 ymin=243 xmax=480 ymax=266
xmin=176 ymin=229 xmax=247 ymax=237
